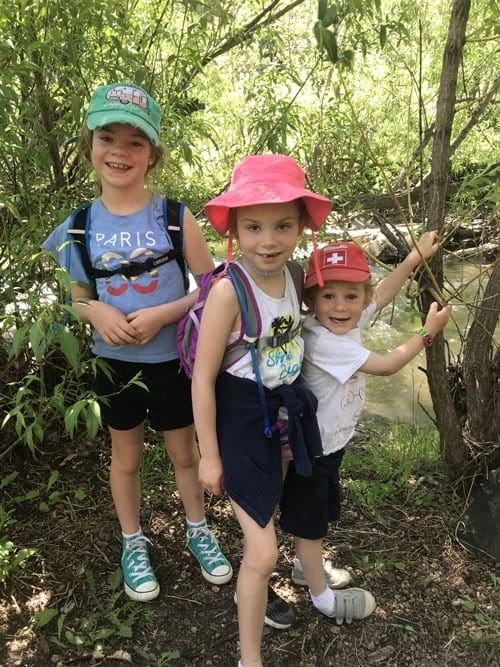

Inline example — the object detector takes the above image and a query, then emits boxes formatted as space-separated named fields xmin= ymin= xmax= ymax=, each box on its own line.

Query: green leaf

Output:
xmin=47 ymin=469 xmax=59 ymax=491
xmin=10 ymin=325 xmax=29 ymax=358
xmin=57 ymin=327 xmax=80 ymax=371
xmin=29 ymin=321 xmax=45 ymax=361
xmin=379 ymin=24 xmax=387 ymax=48
xmin=74 ymin=488 xmax=86 ymax=501
xmin=35 ymin=607 xmax=59 ymax=627
xmin=314 ymin=24 xmax=338 ymax=63
xmin=118 ymin=624 xmax=133 ymax=638
xmin=318 ymin=0 xmax=328 ymax=20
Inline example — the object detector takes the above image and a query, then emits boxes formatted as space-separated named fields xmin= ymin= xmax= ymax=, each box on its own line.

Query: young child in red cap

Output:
xmin=279 ymin=235 xmax=452 ymax=624
xmin=191 ymin=153 xmax=331 ymax=667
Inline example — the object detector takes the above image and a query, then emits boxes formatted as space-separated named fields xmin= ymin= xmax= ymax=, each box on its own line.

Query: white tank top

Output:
xmin=228 ymin=263 xmax=304 ymax=389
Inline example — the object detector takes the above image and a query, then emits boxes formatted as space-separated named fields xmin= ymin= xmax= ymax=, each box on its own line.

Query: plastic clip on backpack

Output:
xmin=176 ymin=261 xmax=304 ymax=438
xmin=66 ymin=197 xmax=190 ymax=296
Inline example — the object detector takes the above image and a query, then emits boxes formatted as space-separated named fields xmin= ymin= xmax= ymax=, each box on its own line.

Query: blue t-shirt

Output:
xmin=43 ymin=196 xmax=186 ymax=363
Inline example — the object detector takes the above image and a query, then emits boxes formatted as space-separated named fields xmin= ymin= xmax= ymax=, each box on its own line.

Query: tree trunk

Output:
xmin=423 ymin=0 xmax=471 ymax=470
xmin=463 ymin=260 xmax=500 ymax=469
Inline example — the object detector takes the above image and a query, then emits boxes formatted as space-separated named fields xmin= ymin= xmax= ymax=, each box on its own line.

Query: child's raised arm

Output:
xmin=360 ymin=301 xmax=452 ymax=376
xmin=375 ymin=231 xmax=440 ymax=311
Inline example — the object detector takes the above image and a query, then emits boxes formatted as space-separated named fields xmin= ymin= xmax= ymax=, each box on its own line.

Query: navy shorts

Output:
xmin=94 ymin=358 xmax=193 ymax=431
xmin=279 ymin=449 xmax=345 ymax=540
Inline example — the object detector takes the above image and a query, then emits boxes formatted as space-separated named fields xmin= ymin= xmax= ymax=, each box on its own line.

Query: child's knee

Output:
xmin=243 ymin=544 xmax=278 ymax=577
xmin=168 ymin=448 xmax=198 ymax=470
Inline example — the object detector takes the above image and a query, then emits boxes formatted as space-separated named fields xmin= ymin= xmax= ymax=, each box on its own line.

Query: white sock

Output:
xmin=310 ymin=586 xmax=336 ymax=617
xmin=122 ymin=528 xmax=142 ymax=541
xmin=186 ymin=518 xmax=207 ymax=528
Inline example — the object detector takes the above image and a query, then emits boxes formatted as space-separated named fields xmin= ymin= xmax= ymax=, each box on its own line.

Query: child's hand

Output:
xmin=88 ymin=301 xmax=140 ymax=346
xmin=198 ymin=455 xmax=224 ymax=496
xmin=126 ymin=306 xmax=164 ymax=345
xmin=424 ymin=301 xmax=452 ymax=335
xmin=410 ymin=230 xmax=440 ymax=264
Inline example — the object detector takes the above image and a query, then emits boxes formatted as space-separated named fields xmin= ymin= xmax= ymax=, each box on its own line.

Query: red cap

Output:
xmin=305 ymin=242 xmax=370 ymax=289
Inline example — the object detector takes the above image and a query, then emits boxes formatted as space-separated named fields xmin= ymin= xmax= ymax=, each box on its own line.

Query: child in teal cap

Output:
xmin=44 ymin=83 xmax=232 ymax=601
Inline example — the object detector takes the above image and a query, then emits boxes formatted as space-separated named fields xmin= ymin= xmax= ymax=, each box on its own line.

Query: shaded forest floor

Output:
xmin=1 ymin=416 xmax=499 ymax=666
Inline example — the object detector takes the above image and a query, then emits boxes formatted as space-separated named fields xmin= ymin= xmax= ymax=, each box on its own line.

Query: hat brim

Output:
xmin=86 ymin=110 xmax=160 ymax=146
xmin=305 ymin=266 xmax=370 ymax=289
xmin=204 ymin=183 xmax=331 ymax=234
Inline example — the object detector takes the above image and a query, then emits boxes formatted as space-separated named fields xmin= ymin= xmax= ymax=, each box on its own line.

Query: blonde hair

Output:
xmin=78 ymin=124 xmax=166 ymax=194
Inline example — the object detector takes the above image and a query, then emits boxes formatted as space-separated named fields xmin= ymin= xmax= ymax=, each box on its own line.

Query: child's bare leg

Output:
xmin=109 ymin=424 xmax=144 ymax=533
xmin=294 ymin=536 xmax=326 ymax=596
xmin=232 ymin=501 xmax=278 ymax=667
xmin=166 ymin=425 xmax=232 ymax=585
xmin=110 ymin=423 xmax=159 ymax=601
xmin=163 ymin=424 xmax=204 ymax=522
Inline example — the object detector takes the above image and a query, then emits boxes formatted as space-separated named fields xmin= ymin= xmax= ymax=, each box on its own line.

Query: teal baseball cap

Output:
xmin=86 ymin=83 xmax=161 ymax=145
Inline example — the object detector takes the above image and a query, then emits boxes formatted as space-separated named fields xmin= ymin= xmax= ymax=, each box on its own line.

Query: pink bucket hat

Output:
xmin=204 ymin=154 xmax=331 ymax=234
xmin=305 ymin=242 xmax=371 ymax=289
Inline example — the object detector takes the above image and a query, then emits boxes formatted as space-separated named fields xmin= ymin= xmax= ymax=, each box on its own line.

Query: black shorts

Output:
xmin=279 ymin=449 xmax=345 ymax=540
xmin=94 ymin=358 xmax=193 ymax=431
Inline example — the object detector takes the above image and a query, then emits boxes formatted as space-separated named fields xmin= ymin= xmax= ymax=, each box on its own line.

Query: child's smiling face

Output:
xmin=234 ymin=201 xmax=303 ymax=274
xmin=91 ymin=122 xmax=154 ymax=190
xmin=310 ymin=280 xmax=369 ymax=334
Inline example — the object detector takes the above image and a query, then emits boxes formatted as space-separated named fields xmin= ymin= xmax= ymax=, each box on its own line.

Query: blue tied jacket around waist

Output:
xmin=215 ymin=372 xmax=322 ymax=528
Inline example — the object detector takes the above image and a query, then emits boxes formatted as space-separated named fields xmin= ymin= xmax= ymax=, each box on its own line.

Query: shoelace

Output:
xmin=187 ymin=527 xmax=224 ymax=566
xmin=123 ymin=535 xmax=153 ymax=584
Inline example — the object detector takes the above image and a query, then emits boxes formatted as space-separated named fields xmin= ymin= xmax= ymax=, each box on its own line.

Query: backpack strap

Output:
xmin=227 ymin=264 xmax=273 ymax=439
xmin=162 ymin=197 xmax=190 ymax=292
xmin=220 ymin=263 xmax=261 ymax=370
xmin=67 ymin=202 xmax=96 ymax=296
xmin=286 ymin=260 xmax=305 ymax=302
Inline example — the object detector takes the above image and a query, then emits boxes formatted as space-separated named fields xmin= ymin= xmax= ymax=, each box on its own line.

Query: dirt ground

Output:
xmin=1 ymin=421 xmax=498 ymax=667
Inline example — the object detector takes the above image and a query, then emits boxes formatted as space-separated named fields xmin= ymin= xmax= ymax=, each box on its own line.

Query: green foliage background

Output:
xmin=0 ymin=0 xmax=497 ymax=450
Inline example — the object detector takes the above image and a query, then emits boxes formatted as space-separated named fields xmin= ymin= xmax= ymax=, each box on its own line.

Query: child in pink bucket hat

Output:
xmin=192 ymin=154 xmax=330 ymax=666
xmin=279 ymin=237 xmax=451 ymax=626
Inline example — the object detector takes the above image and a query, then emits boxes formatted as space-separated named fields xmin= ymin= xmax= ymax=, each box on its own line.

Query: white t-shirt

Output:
xmin=301 ymin=301 xmax=377 ymax=454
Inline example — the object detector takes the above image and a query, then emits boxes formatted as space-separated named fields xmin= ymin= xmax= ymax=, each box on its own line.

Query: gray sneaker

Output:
xmin=291 ymin=558 xmax=352 ymax=589
xmin=330 ymin=587 xmax=376 ymax=625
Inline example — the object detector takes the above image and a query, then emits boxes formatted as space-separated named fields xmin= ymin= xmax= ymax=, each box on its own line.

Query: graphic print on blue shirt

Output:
xmin=99 ymin=248 xmax=161 ymax=297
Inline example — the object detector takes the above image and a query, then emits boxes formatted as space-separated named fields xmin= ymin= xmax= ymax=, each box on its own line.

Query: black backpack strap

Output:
xmin=67 ymin=202 xmax=97 ymax=295
xmin=163 ymin=197 xmax=190 ymax=292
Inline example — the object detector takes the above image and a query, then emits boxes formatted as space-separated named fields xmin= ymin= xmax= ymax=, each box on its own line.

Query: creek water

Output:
xmin=363 ymin=257 xmax=495 ymax=423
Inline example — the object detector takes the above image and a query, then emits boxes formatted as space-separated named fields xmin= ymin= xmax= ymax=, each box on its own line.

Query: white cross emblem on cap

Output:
xmin=325 ymin=251 xmax=345 ymax=266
